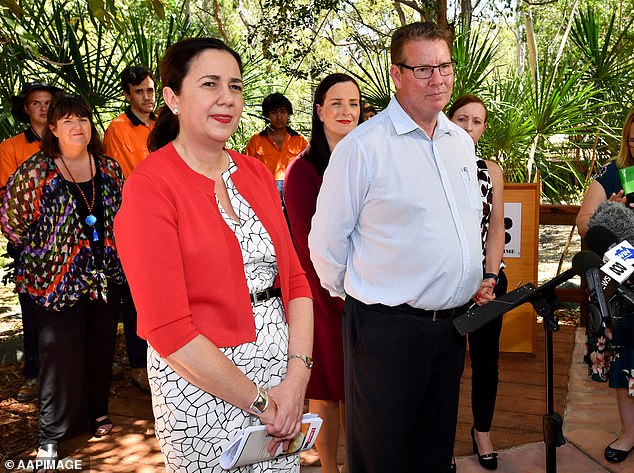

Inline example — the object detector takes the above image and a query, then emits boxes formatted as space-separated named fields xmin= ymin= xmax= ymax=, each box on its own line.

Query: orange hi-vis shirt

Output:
xmin=244 ymin=127 xmax=308 ymax=181
xmin=0 ymin=128 xmax=41 ymax=192
xmin=103 ymin=107 xmax=156 ymax=178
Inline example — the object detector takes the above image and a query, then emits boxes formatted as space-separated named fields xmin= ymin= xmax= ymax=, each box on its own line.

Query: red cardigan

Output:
xmin=114 ymin=143 xmax=311 ymax=357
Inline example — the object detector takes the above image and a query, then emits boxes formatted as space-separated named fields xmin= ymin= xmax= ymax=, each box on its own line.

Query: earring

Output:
xmin=172 ymin=106 xmax=180 ymax=115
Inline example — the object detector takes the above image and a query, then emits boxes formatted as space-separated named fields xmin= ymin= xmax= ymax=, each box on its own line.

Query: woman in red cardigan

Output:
xmin=114 ymin=38 xmax=313 ymax=472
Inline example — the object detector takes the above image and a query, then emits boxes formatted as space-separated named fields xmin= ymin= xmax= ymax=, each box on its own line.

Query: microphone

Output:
xmin=588 ymin=200 xmax=634 ymax=244
xmin=618 ymin=165 xmax=634 ymax=206
xmin=584 ymin=225 xmax=619 ymax=259
xmin=581 ymin=225 xmax=634 ymax=297
xmin=571 ymin=250 xmax=612 ymax=332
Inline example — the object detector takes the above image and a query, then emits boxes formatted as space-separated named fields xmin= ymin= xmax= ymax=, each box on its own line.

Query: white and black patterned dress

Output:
xmin=477 ymin=158 xmax=493 ymax=264
xmin=147 ymin=157 xmax=298 ymax=473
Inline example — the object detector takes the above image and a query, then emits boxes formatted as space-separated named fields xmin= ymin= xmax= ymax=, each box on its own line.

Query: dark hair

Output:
xmin=447 ymin=94 xmax=488 ymax=122
xmin=262 ymin=92 xmax=293 ymax=118
xmin=41 ymin=94 xmax=103 ymax=158
xmin=121 ymin=66 xmax=154 ymax=93
xmin=148 ymin=38 xmax=243 ymax=152
xmin=391 ymin=22 xmax=453 ymax=65
xmin=11 ymin=81 xmax=62 ymax=123
xmin=304 ymin=73 xmax=362 ymax=176
xmin=362 ymin=102 xmax=377 ymax=119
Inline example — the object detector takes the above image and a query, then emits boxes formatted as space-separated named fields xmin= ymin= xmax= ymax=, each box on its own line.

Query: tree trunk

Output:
xmin=437 ymin=0 xmax=447 ymax=27
xmin=553 ymin=0 xmax=579 ymax=68
xmin=394 ymin=0 xmax=407 ymax=25
xmin=460 ymin=0 xmax=472 ymax=33
xmin=527 ymin=134 xmax=538 ymax=183
xmin=524 ymin=5 xmax=538 ymax=84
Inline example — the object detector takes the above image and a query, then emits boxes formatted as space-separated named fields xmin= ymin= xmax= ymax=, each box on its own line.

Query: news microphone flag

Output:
xmin=619 ymin=165 xmax=634 ymax=205
xmin=601 ymin=240 xmax=634 ymax=284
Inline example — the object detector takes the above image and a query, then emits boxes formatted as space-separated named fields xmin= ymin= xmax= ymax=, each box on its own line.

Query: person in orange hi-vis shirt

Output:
xmin=103 ymin=66 xmax=157 ymax=393
xmin=244 ymin=92 xmax=308 ymax=206
xmin=103 ymin=66 xmax=156 ymax=178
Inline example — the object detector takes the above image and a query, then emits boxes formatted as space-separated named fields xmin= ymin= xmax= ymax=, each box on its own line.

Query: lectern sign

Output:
xmin=503 ymin=202 xmax=522 ymax=258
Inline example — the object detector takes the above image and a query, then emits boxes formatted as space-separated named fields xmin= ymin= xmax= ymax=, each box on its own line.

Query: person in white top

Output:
xmin=309 ymin=22 xmax=484 ymax=473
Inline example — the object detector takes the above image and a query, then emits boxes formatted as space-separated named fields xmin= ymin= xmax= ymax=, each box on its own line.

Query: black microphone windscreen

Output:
xmin=588 ymin=200 xmax=634 ymax=243
xmin=572 ymin=250 xmax=603 ymax=276
xmin=584 ymin=225 xmax=619 ymax=256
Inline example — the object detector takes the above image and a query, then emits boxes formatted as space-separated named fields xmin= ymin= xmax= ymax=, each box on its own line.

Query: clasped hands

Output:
xmin=473 ymin=278 xmax=497 ymax=306
xmin=258 ymin=376 xmax=306 ymax=456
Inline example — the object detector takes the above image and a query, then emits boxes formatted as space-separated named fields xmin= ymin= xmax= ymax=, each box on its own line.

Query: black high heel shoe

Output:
xmin=471 ymin=426 xmax=498 ymax=470
xmin=604 ymin=438 xmax=633 ymax=463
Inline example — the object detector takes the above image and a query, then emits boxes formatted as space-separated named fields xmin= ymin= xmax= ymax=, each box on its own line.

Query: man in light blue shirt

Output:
xmin=309 ymin=22 xmax=483 ymax=473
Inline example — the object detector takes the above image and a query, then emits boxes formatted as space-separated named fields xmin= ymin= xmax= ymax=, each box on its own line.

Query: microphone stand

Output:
xmin=529 ymin=282 xmax=566 ymax=473
xmin=454 ymin=268 xmax=575 ymax=473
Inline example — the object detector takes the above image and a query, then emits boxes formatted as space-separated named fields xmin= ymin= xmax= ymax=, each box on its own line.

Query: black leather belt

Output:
xmin=250 ymin=287 xmax=282 ymax=304
xmin=395 ymin=303 xmax=468 ymax=321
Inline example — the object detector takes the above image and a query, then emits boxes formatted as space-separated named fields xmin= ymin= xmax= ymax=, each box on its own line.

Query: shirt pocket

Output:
xmin=461 ymin=166 xmax=483 ymax=212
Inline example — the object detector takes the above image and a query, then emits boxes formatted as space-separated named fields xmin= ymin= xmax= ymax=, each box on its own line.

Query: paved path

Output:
xmin=10 ymin=327 xmax=634 ymax=472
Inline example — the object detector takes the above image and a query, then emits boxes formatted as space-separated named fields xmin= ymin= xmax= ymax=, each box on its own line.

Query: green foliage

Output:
xmin=0 ymin=0 xmax=218 ymax=136
xmin=246 ymin=0 xmax=341 ymax=80
xmin=335 ymin=34 xmax=393 ymax=110
xmin=0 ymin=0 xmax=632 ymax=205
xmin=452 ymin=22 xmax=499 ymax=99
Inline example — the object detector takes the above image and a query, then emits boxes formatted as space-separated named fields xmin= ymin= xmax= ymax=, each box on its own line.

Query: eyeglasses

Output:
xmin=396 ymin=61 xmax=455 ymax=79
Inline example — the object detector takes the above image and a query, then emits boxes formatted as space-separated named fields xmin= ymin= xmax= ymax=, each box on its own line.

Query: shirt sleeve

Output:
xmin=308 ymin=137 xmax=368 ymax=299
xmin=244 ymin=136 xmax=257 ymax=158
xmin=114 ymin=172 xmax=199 ymax=356
xmin=103 ymin=124 xmax=132 ymax=178
xmin=0 ymin=139 xmax=21 ymax=197
xmin=0 ymin=160 xmax=39 ymax=248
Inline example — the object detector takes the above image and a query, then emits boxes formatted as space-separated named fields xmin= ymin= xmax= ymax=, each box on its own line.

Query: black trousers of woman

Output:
xmin=33 ymin=285 xmax=121 ymax=446
xmin=467 ymin=270 xmax=508 ymax=433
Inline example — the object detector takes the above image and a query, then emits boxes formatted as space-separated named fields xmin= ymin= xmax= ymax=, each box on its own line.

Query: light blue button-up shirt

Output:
xmin=308 ymin=96 xmax=483 ymax=310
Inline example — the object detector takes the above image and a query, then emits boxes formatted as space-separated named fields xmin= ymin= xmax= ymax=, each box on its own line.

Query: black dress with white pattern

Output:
xmin=147 ymin=157 xmax=298 ymax=472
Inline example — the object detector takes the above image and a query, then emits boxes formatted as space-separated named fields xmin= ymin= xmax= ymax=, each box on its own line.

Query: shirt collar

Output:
xmin=124 ymin=106 xmax=156 ymax=127
xmin=24 ymin=127 xmax=41 ymax=143
xmin=259 ymin=126 xmax=300 ymax=137
xmin=386 ymin=95 xmax=453 ymax=139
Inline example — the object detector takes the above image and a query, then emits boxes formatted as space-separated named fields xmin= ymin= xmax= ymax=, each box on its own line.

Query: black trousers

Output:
xmin=8 ymin=241 xmax=40 ymax=379
xmin=33 ymin=285 xmax=121 ymax=445
xmin=121 ymin=283 xmax=147 ymax=369
xmin=343 ymin=296 xmax=467 ymax=473
xmin=468 ymin=270 xmax=508 ymax=432
xmin=18 ymin=292 xmax=39 ymax=379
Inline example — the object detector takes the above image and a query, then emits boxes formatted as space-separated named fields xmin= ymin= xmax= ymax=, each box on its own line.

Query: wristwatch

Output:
xmin=249 ymin=384 xmax=269 ymax=415
xmin=288 ymin=354 xmax=314 ymax=369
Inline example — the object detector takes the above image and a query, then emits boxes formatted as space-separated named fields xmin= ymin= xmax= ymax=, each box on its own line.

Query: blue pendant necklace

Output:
xmin=59 ymin=155 xmax=99 ymax=241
